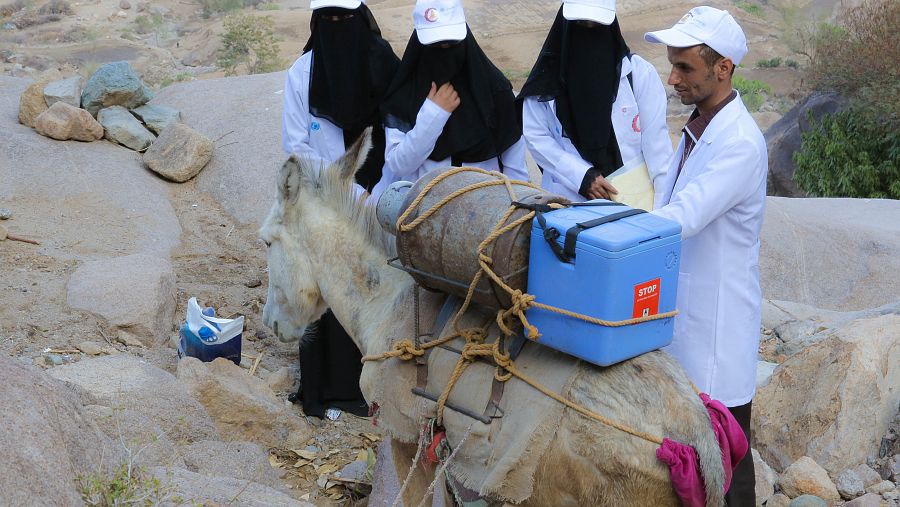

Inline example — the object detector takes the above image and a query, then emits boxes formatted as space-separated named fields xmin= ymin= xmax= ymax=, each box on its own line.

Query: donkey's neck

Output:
xmin=313 ymin=216 xmax=414 ymax=357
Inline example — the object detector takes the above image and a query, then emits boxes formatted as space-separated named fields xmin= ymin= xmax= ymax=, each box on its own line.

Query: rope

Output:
xmin=369 ymin=167 xmax=678 ymax=445
xmin=414 ymin=423 xmax=476 ymax=507
xmin=392 ymin=425 xmax=430 ymax=507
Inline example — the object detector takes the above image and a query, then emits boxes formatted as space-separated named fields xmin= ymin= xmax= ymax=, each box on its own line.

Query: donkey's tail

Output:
xmin=693 ymin=422 xmax=727 ymax=507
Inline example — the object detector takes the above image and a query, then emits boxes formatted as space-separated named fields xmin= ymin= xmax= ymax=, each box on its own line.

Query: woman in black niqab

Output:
xmin=381 ymin=29 xmax=521 ymax=167
xmin=518 ymin=8 xmax=631 ymax=177
xmin=304 ymin=4 xmax=400 ymax=191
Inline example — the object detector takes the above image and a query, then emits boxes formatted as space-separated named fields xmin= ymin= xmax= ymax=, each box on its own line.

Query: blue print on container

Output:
xmin=311 ymin=122 xmax=321 ymax=132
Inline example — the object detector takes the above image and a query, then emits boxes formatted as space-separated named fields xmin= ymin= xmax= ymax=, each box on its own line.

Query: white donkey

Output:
xmin=261 ymin=132 xmax=726 ymax=507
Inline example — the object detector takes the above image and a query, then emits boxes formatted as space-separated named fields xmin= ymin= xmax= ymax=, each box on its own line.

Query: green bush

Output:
xmin=756 ymin=57 xmax=782 ymax=68
xmin=733 ymin=75 xmax=771 ymax=112
xmin=217 ymin=14 xmax=282 ymax=76
xmin=736 ymin=1 xmax=762 ymax=17
xmin=793 ymin=104 xmax=900 ymax=199
xmin=785 ymin=59 xmax=799 ymax=69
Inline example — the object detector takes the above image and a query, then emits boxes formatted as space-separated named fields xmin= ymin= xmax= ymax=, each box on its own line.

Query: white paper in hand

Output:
xmin=606 ymin=155 xmax=654 ymax=211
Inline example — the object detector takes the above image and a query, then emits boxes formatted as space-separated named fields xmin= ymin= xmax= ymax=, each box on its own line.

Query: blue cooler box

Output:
xmin=526 ymin=202 xmax=681 ymax=366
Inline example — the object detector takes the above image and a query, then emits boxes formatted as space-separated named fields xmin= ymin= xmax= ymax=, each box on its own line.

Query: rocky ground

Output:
xmin=3 ymin=0 xmax=899 ymax=506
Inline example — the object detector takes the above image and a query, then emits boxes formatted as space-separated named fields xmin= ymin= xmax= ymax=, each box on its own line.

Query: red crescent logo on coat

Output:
xmin=632 ymin=114 xmax=641 ymax=133
xmin=424 ymin=8 xmax=439 ymax=22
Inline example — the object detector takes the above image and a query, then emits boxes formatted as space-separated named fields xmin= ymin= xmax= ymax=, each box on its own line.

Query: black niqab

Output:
xmin=381 ymin=29 xmax=521 ymax=166
xmin=518 ymin=9 xmax=631 ymax=176
xmin=304 ymin=5 xmax=399 ymax=192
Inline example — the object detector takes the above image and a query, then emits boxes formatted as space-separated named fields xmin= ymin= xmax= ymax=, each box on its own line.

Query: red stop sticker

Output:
xmin=633 ymin=278 xmax=661 ymax=318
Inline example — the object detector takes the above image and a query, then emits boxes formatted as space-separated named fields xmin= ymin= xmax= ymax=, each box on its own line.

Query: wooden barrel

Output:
xmin=396 ymin=168 xmax=565 ymax=310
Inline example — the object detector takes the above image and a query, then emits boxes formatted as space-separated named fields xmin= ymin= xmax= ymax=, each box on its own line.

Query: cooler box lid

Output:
xmin=533 ymin=201 xmax=681 ymax=256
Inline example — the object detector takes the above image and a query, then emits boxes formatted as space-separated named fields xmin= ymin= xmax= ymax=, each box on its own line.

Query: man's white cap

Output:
xmin=310 ymin=0 xmax=363 ymax=10
xmin=562 ymin=0 xmax=616 ymax=25
xmin=644 ymin=6 xmax=748 ymax=65
xmin=414 ymin=0 xmax=467 ymax=45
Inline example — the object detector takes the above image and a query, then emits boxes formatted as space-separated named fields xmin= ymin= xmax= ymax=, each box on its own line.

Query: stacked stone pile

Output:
xmin=18 ymin=61 xmax=213 ymax=182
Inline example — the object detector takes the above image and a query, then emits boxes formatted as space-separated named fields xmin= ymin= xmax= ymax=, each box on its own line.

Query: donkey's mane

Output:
xmin=306 ymin=156 xmax=396 ymax=256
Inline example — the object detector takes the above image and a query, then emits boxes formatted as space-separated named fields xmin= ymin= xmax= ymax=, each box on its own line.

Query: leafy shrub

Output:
xmin=217 ymin=14 xmax=282 ymax=76
xmin=12 ymin=11 xmax=61 ymax=28
xmin=133 ymin=12 xmax=163 ymax=34
xmin=733 ymin=75 xmax=771 ymax=112
xmin=38 ymin=0 xmax=71 ymax=15
xmin=756 ymin=57 xmax=782 ymax=68
xmin=736 ymin=1 xmax=762 ymax=17
xmin=785 ymin=59 xmax=799 ymax=69
xmin=793 ymin=102 xmax=900 ymax=199
xmin=78 ymin=464 xmax=181 ymax=506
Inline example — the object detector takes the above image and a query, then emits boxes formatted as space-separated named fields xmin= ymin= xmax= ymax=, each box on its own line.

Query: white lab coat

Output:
xmin=522 ymin=54 xmax=672 ymax=202
xmin=372 ymin=99 xmax=530 ymax=198
xmin=652 ymin=93 xmax=767 ymax=407
xmin=282 ymin=51 xmax=369 ymax=199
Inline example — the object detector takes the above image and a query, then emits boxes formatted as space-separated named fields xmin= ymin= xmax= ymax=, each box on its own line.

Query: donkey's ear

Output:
xmin=334 ymin=127 xmax=373 ymax=182
xmin=278 ymin=155 xmax=303 ymax=203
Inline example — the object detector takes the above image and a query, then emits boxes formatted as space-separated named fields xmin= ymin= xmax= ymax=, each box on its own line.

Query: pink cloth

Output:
xmin=700 ymin=392 xmax=749 ymax=492
xmin=656 ymin=438 xmax=706 ymax=507
xmin=655 ymin=393 xmax=750 ymax=506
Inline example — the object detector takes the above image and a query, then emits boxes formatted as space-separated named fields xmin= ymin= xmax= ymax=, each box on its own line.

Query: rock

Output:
xmin=45 ymin=353 xmax=63 ymax=365
xmin=176 ymin=357 xmax=313 ymax=448
xmin=117 ymin=329 xmax=145 ymax=347
xmin=837 ymin=468 xmax=867 ymax=499
xmin=149 ymin=466 xmax=311 ymax=506
xmin=884 ymin=490 xmax=899 ymax=501
xmin=757 ymin=360 xmax=778 ymax=388
xmin=754 ymin=448 xmax=778 ymax=505
xmin=867 ymin=480 xmax=895 ymax=495
xmin=845 ymin=493 xmax=887 ymax=507
xmin=788 ymin=495 xmax=827 ymax=507
xmin=151 ymin=72 xmax=284 ymax=224
xmin=81 ymin=61 xmax=153 ymax=117
xmin=18 ymin=68 xmax=63 ymax=127
xmin=131 ymin=103 xmax=180 ymax=134
xmin=754 ymin=314 xmax=900 ymax=474
xmin=119 ymin=0 xmax=130 ymax=8
xmin=84 ymin=405 xmax=185 ymax=468
xmin=142 ymin=122 xmax=213 ymax=182
xmin=891 ymin=455 xmax=900 ymax=482
xmin=43 ymin=75 xmax=83 ymax=108
xmin=98 ymin=105 xmax=155 ymax=151
xmin=76 ymin=341 xmax=104 ymax=355
xmin=0 ymin=208 xmax=10 ymax=220
xmin=265 ymin=366 xmax=297 ymax=393
xmin=777 ymin=457 xmax=840 ymax=501
xmin=761 ymin=198 xmax=900 ymax=311
xmin=767 ymin=493 xmax=791 ymax=507
xmin=0 ymin=355 xmax=121 ymax=506
xmin=855 ymin=464 xmax=885 ymax=489
xmin=33 ymin=101 xmax=104 ymax=142
xmin=339 ymin=459 xmax=369 ymax=482
xmin=764 ymin=92 xmax=847 ymax=198
xmin=47 ymin=354 xmax=219 ymax=444
xmin=67 ymin=254 xmax=175 ymax=346
xmin=181 ymin=440 xmax=284 ymax=490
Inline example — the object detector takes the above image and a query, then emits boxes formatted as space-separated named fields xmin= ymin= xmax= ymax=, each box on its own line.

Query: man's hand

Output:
xmin=585 ymin=174 xmax=619 ymax=200
xmin=427 ymin=82 xmax=460 ymax=113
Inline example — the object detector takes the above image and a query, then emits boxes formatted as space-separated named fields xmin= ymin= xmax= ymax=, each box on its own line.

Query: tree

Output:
xmin=217 ymin=14 xmax=282 ymax=77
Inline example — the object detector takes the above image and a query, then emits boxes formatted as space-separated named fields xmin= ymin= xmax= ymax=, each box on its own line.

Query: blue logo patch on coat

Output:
xmin=311 ymin=122 xmax=321 ymax=131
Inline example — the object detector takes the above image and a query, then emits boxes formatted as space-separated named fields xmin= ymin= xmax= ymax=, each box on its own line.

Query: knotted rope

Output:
xmin=364 ymin=167 xmax=676 ymax=445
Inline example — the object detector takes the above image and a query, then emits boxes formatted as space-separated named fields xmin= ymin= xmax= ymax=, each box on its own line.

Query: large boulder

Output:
xmin=181 ymin=440 xmax=284 ymax=490
xmin=66 ymin=253 xmax=176 ymax=346
xmin=176 ymin=357 xmax=313 ymax=449
xmin=149 ymin=467 xmax=312 ymax=507
xmin=0 ymin=355 xmax=122 ymax=506
xmin=81 ymin=61 xmax=153 ymax=116
xmin=34 ymin=101 xmax=104 ymax=142
xmin=43 ymin=74 xmax=84 ymax=108
xmin=151 ymin=72 xmax=284 ymax=225
xmin=18 ymin=68 xmax=63 ymax=127
xmin=98 ymin=105 xmax=156 ymax=151
xmin=754 ymin=314 xmax=900 ymax=474
xmin=142 ymin=122 xmax=214 ymax=182
xmin=777 ymin=456 xmax=840 ymax=501
xmin=47 ymin=354 xmax=220 ymax=444
xmin=764 ymin=92 xmax=848 ymax=197
xmin=84 ymin=405 xmax=186 ymax=468
xmin=760 ymin=197 xmax=900 ymax=311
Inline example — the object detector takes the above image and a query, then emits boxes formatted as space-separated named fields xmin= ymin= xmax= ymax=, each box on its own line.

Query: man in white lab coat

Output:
xmin=645 ymin=7 xmax=767 ymax=505
xmin=373 ymin=0 xmax=529 ymax=198
xmin=520 ymin=0 xmax=672 ymax=206
xmin=281 ymin=0 xmax=400 ymax=419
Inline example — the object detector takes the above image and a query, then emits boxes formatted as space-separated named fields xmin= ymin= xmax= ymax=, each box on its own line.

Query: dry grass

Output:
xmin=0 ymin=0 xmax=30 ymax=17
xmin=37 ymin=0 xmax=72 ymax=15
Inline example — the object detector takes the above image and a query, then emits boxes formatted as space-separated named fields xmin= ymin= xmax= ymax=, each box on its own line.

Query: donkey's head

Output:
xmin=260 ymin=129 xmax=374 ymax=342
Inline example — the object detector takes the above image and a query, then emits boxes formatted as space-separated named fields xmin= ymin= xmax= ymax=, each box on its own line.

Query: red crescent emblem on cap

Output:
xmin=632 ymin=114 xmax=641 ymax=133
xmin=424 ymin=7 xmax=439 ymax=22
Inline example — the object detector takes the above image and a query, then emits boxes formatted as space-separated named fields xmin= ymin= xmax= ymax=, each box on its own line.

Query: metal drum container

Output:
xmin=395 ymin=169 xmax=564 ymax=310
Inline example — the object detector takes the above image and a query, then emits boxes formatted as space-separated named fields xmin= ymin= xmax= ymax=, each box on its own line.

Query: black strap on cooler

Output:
xmin=512 ymin=201 xmax=569 ymax=263
xmin=563 ymin=208 xmax=647 ymax=261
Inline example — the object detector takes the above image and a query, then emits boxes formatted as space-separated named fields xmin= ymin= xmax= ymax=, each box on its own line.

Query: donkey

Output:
xmin=261 ymin=131 xmax=726 ymax=507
